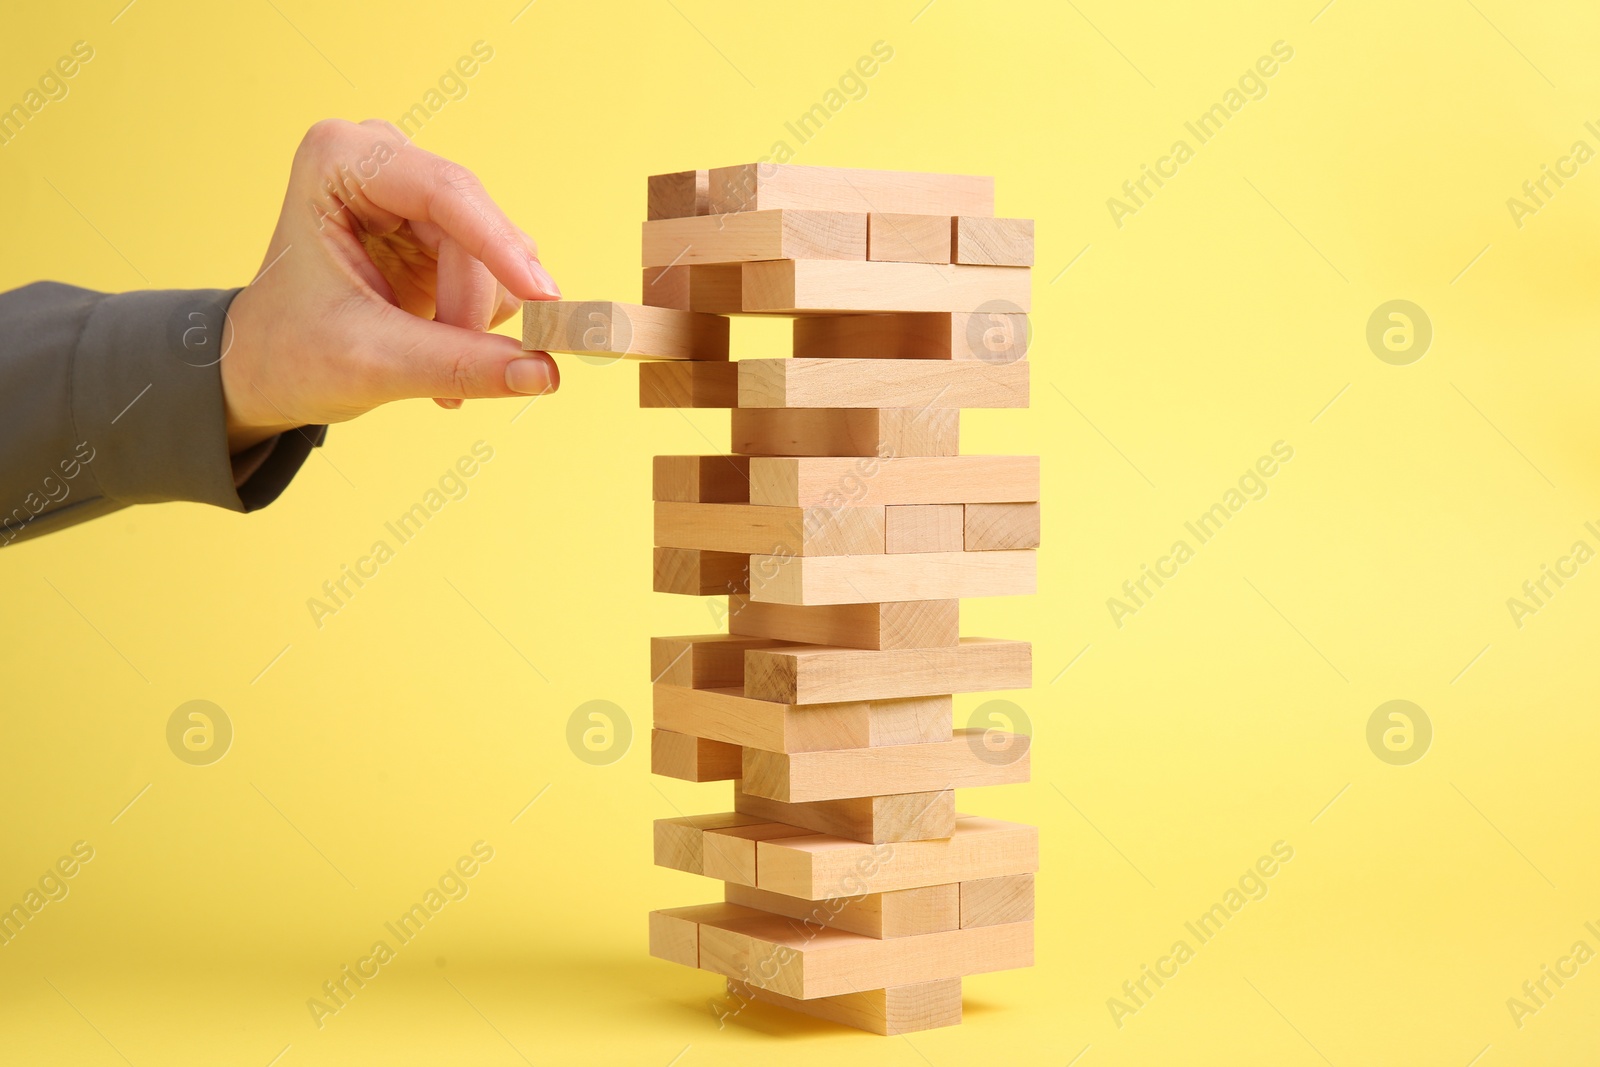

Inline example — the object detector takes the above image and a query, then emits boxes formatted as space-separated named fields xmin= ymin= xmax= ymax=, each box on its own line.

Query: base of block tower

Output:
xmin=728 ymin=977 xmax=963 ymax=1035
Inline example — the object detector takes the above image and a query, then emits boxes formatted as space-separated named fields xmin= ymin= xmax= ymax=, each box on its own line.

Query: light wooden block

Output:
xmin=868 ymin=213 xmax=952 ymax=264
xmin=522 ymin=301 xmax=728 ymax=361
xmin=960 ymin=873 xmax=1035 ymax=928
xmin=735 ymin=786 xmax=957 ymax=844
xmin=742 ymin=260 xmax=1030 ymax=314
xmin=965 ymin=502 xmax=1041 ymax=550
xmin=655 ymin=502 xmax=884 ymax=557
xmin=647 ymin=170 xmax=709 ymax=220
xmin=742 ymin=730 xmax=1029 ymax=803
xmin=750 ymin=457 xmax=1037 ymax=508
xmin=727 ymin=598 xmax=958 ymax=650
xmin=793 ymin=312 xmax=1030 ymax=363
xmin=747 ymin=551 xmax=1037 ymax=607
xmin=739 ymin=359 xmax=1028 ymax=409
xmin=648 ymin=908 xmax=703 ymax=967
xmin=725 ymin=882 xmax=959 ymax=939
xmin=651 ymin=729 xmax=742 ymax=782
xmin=885 ymin=505 xmax=964 ymax=553
xmin=643 ymin=210 xmax=865 ymax=267
xmin=757 ymin=815 xmax=1039 ymax=899
xmin=953 ymin=217 xmax=1034 ymax=266
xmin=709 ymin=164 xmax=994 ymax=217
xmin=654 ymin=813 xmax=764 ymax=875
xmin=704 ymin=822 xmax=817 ymax=885
xmin=730 ymin=408 xmax=959 ymax=457
xmin=653 ymin=547 xmax=747 ymax=596
xmin=640 ymin=361 xmax=739 ymax=408
xmin=745 ymin=638 xmax=1031 ymax=703
xmin=652 ymin=456 xmax=750 ymax=503
xmin=651 ymin=634 xmax=789 ymax=689
xmin=641 ymin=264 xmax=744 ymax=313
xmin=653 ymin=684 xmax=885 ymax=754
xmin=731 ymin=979 xmax=962 ymax=1035
xmin=697 ymin=912 xmax=1032 ymax=999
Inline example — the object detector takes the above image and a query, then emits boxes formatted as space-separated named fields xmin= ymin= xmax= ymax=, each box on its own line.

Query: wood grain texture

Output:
xmin=697 ymin=913 xmax=1033 ymax=999
xmin=885 ymin=505 xmax=965 ymax=553
xmin=640 ymin=361 xmax=739 ymax=408
xmin=793 ymin=312 xmax=1030 ymax=362
xmin=725 ymin=881 xmax=958 ymax=939
xmin=867 ymin=213 xmax=953 ymax=263
xmin=653 ymin=684 xmax=883 ymax=753
xmin=734 ymin=786 xmax=956 ymax=844
xmin=653 ymin=813 xmax=764 ymax=875
xmin=652 ymin=547 xmax=747 ymax=596
xmin=703 ymin=821 xmax=817 ymax=885
xmin=646 ymin=170 xmax=709 ymax=220
xmin=731 ymin=978 xmax=962 ymax=1034
xmin=746 ymin=551 xmax=1037 ymax=607
xmin=741 ymin=730 xmax=1030 ymax=803
xmin=522 ymin=301 xmax=728 ymax=360
xmin=651 ymin=634 xmax=790 ymax=689
xmin=651 ymin=729 xmax=741 ymax=782
xmin=745 ymin=638 xmax=1032 ymax=702
xmin=652 ymin=456 xmax=750 ymax=503
xmin=739 ymin=359 xmax=1029 ymax=410
xmin=728 ymin=598 xmax=959 ymax=650
xmin=965 ymin=502 xmax=1041 ymax=550
xmin=643 ymin=210 xmax=865 ymax=267
xmin=756 ymin=815 xmax=1039 ymax=899
xmin=709 ymin=164 xmax=994 ymax=217
xmin=742 ymin=260 xmax=1030 ymax=314
xmin=748 ymin=456 xmax=1039 ymax=507
xmin=730 ymin=407 xmax=959 ymax=457
xmin=654 ymin=501 xmax=884 ymax=556
xmin=959 ymin=873 xmax=1036 ymax=928
xmin=952 ymin=216 xmax=1035 ymax=266
xmin=641 ymin=263 xmax=744 ymax=313
xmin=649 ymin=902 xmax=769 ymax=967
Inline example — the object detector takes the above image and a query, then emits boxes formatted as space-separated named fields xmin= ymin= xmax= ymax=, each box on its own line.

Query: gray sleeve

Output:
xmin=0 ymin=282 xmax=326 ymax=546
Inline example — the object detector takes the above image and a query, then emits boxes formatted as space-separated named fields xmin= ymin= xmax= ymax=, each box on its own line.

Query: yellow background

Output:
xmin=3 ymin=1 xmax=1599 ymax=1063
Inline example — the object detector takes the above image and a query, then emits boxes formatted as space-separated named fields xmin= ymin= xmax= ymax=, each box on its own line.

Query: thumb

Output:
xmin=367 ymin=306 xmax=559 ymax=402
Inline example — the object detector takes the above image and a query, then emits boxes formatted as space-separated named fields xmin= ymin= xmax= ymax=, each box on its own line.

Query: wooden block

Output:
xmin=704 ymin=822 xmax=817 ymax=885
xmin=739 ymin=359 xmax=1028 ymax=410
xmin=725 ymin=882 xmax=958 ymax=938
xmin=654 ymin=813 xmax=764 ymax=875
xmin=953 ymin=216 xmax=1034 ymax=266
xmin=652 ymin=456 xmax=750 ymax=503
xmin=651 ymin=729 xmax=742 ymax=782
xmin=653 ymin=547 xmax=748 ymax=596
xmin=652 ymin=634 xmax=789 ymax=689
xmin=745 ymin=638 xmax=1032 ymax=703
xmin=747 ymin=552 xmax=1037 ymax=607
xmin=643 ymin=210 xmax=866 ymax=267
xmin=730 ymin=407 xmax=959 ymax=457
xmin=885 ymin=505 xmax=964 ymax=553
xmin=655 ymin=502 xmax=884 ymax=557
xmin=793 ymin=312 xmax=1030 ymax=363
xmin=647 ymin=170 xmax=709 ymax=220
xmin=728 ymin=598 xmax=958 ymax=650
xmin=742 ymin=260 xmax=1030 ymax=314
xmin=742 ymin=730 xmax=1029 ymax=803
xmin=709 ymin=164 xmax=994 ymax=217
xmin=697 ymin=911 xmax=1032 ymax=999
xmin=641 ymin=264 xmax=744 ymax=313
xmin=522 ymin=301 xmax=728 ymax=361
xmin=735 ymin=786 xmax=957 ymax=844
xmin=749 ymin=457 xmax=1038 ymax=508
xmin=863 ymin=695 xmax=955 ymax=745
xmin=640 ymin=361 xmax=739 ymax=408
xmin=654 ymin=684 xmax=883 ymax=754
xmin=960 ymin=873 xmax=1035 ymax=928
xmin=965 ymin=502 xmax=1041 ymax=550
xmin=648 ymin=907 xmax=703 ymax=967
xmin=868 ymin=213 xmax=952 ymax=264
xmin=731 ymin=978 xmax=962 ymax=1035
xmin=757 ymin=815 xmax=1039 ymax=899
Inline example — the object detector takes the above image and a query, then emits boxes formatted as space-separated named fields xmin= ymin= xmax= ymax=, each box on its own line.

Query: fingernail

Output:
xmin=506 ymin=356 xmax=557 ymax=395
xmin=528 ymin=257 xmax=562 ymax=298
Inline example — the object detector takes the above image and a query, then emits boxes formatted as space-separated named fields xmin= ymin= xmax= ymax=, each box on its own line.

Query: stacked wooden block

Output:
xmin=523 ymin=164 xmax=1039 ymax=1035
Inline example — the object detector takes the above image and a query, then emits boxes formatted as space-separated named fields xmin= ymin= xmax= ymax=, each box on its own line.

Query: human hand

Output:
xmin=221 ymin=119 xmax=560 ymax=452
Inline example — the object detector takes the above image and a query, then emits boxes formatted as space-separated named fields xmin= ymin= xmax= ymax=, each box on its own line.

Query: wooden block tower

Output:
xmin=524 ymin=164 xmax=1039 ymax=1034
